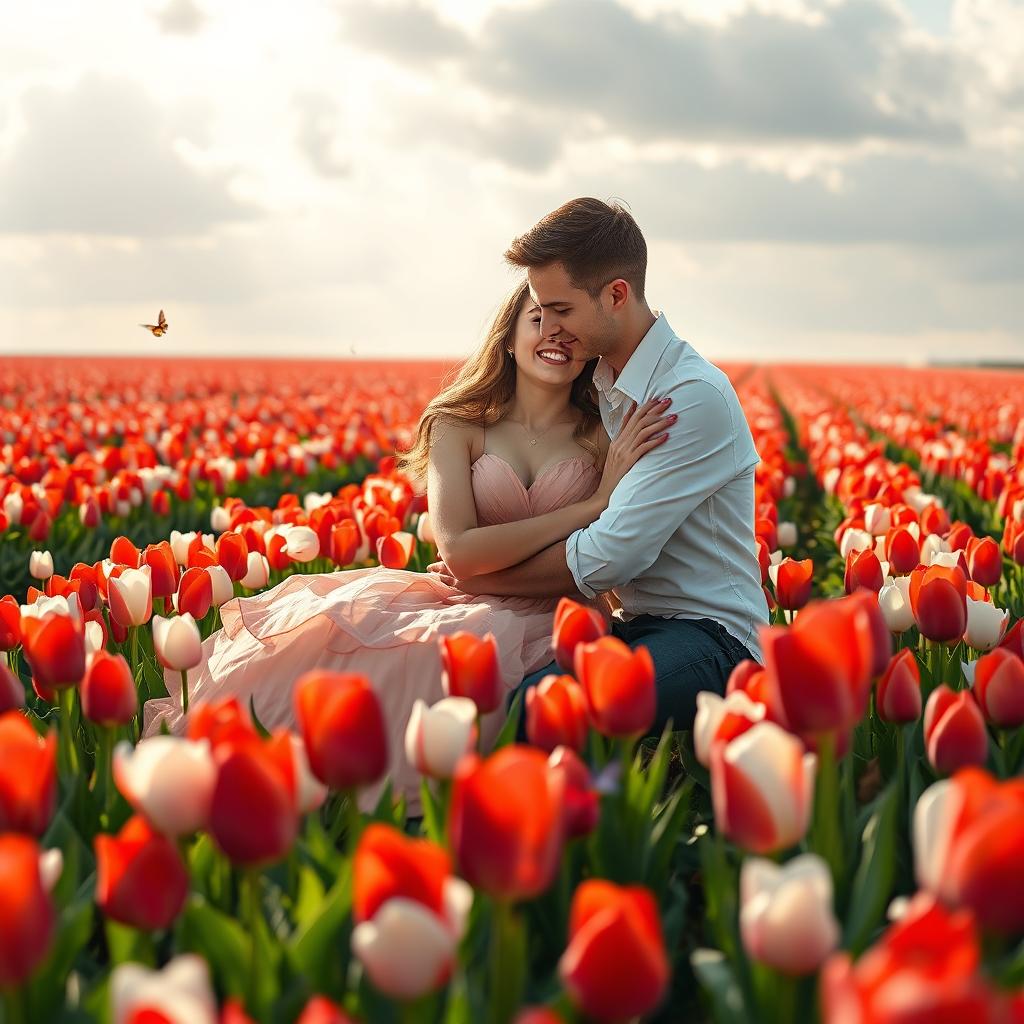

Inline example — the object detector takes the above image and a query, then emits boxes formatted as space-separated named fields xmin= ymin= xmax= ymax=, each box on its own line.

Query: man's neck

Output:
xmin=604 ymin=305 xmax=659 ymax=376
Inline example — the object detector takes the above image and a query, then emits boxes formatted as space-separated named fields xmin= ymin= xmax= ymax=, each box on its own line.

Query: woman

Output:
xmin=142 ymin=280 xmax=673 ymax=808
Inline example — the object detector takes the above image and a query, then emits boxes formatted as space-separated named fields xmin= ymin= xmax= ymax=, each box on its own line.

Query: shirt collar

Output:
xmin=594 ymin=311 xmax=678 ymax=405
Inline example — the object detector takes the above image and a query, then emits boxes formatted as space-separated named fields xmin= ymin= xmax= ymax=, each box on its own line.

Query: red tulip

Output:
xmin=525 ymin=674 xmax=589 ymax=754
xmin=821 ymin=894 xmax=997 ymax=1022
xmin=21 ymin=611 xmax=86 ymax=689
xmin=294 ymin=671 xmax=388 ymax=790
xmin=966 ymin=536 xmax=1002 ymax=588
xmin=143 ymin=541 xmax=180 ymax=599
xmin=971 ymin=648 xmax=1024 ymax=729
xmin=514 ymin=1011 xmax=564 ymax=1024
xmin=552 ymin=597 xmax=606 ymax=673
xmin=295 ymin=996 xmax=359 ymax=1024
xmin=772 ymin=557 xmax=813 ymax=610
xmin=874 ymin=648 xmax=921 ymax=724
xmin=0 ymin=834 xmax=55 ymax=987
xmin=574 ymin=637 xmax=656 ymax=739
xmin=726 ymin=659 xmax=773 ymax=708
xmin=759 ymin=597 xmax=874 ymax=745
xmin=439 ymin=632 xmax=501 ymax=715
xmin=176 ymin=566 xmax=213 ymax=621
xmin=449 ymin=745 xmax=564 ymax=900
xmin=95 ymin=815 xmax=189 ymax=930
xmin=999 ymin=619 xmax=1024 ymax=660
xmin=756 ymin=536 xmax=771 ymax=585
xmin=187 ymin=696 xmax=259 ymax=752
xmin=81 ymin=650 xmax=138 ymax=726
xmin=377 ymin=531 xmax=414 ymax=569
xmin=0 ymin=663 xmax=24 ymax=714
xmin=884 ymin=525 xmax=920 ymax=575
xmin=909 ymin=564 xmax=968 ymax=644
xmin=548 ymin=746 xmax=599 ymax=839
xmin=216 ymin=532 xmax=249 ymax=582
xmin=330 ymin=520 xmax=360 ymax=567
xmin=353 ymin=823 xmax=451 ymax=924
xmin=844 ymin=548 xmax=885 ymax=595
xmin=558 ymin=880 xmax=669 ymax=1022
xmin=915 ymin=768 xmax=1024 ymax=933
xmin=0 ymin=712 xmax=57 ymax=836
xmin=208 ymin=731 xmax=298 ymax=866
xmin=923 ymin=685 xmax=988 ymax=775
xmin=110 ymin=535 xmax=141 ymax=568
xmin=845 ymin=588 xmax=893 ymax=677
xmin=0 ymin=596 xmax=21 ymax=650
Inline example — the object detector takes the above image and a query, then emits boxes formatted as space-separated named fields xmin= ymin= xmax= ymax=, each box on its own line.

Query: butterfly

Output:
xmin=139 ymin=310 xmax=168 ymax=337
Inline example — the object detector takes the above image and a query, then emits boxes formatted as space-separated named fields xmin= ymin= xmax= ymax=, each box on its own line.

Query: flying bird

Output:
xmin=140 ymin=310 xmax=168 ymax=337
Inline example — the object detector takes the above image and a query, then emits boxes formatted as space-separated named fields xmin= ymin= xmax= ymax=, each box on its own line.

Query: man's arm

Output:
xmin=437 ymin=541 xmax=581 ymax=599
xmin=567 ymin=377 xmax=751 ymax=599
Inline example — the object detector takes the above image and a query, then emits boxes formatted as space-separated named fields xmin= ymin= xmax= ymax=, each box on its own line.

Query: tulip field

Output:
xmin=4 ymin=354 xmax=1024 ymax=1024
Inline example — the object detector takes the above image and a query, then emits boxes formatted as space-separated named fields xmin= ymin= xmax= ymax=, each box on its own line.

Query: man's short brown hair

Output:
xmin=504 ymin=197 xmax=647 ymax=301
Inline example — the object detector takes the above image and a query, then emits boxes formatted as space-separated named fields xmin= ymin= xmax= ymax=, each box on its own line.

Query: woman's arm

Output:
xmin=427 ymin=421 xmax=605 ymax=579
xmin=427 ymin=399 xmax=674 ymax=580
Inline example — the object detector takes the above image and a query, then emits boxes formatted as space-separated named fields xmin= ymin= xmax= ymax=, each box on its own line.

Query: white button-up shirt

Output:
xmin=565 ymin=311 xmax=766 ymax=661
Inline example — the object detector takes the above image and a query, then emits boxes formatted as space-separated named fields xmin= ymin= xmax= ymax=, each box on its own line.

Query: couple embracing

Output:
xmin=144 ymin=197 xmax=767 ymax=809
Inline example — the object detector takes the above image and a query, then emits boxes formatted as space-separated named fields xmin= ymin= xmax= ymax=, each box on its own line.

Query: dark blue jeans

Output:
xmin=512 ymin=616 xmax=755 ymax=740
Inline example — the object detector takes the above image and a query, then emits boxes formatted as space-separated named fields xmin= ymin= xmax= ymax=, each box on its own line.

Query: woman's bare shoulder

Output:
xmin=429 ymin=417 xmax=485 ymax=462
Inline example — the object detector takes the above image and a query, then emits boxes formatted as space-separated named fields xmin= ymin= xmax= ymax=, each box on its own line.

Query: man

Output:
xmin=439 ymin=197 xmax=766 ymax=735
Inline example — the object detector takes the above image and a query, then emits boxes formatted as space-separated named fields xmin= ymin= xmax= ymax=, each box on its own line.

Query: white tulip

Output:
xmin=283 ymin=525 xmax=320 ymax=562
xmin=839 ymin=528 xmax=873 ymax=560
xmin=878 ymin=576 xmax=915 ymax=633
xmin=109 ymin=566 xmax=153 ymax=627
xmin=303 ymin=491 xmax=332 ymax=513
xmin=210 ymin=505 xmax=231 ymax=533
xmin=416 ymin=513 xmax=436 ymax=545
xmin=169 ymin=531 xmax=197 ymax=567
xmin=920 ymin=534 xmax=950 ymax=564
xmin=864 ymin=504 xmax=891 ymax=537
xmin=29 ymin=550 xmax=54 ymax=580
xmin=240 ymin=552 xmax=270 ymax=590
xmin=964 ymin=598 xmax=1009 ymax=652
xmin=111 ymin=955 xmax=217 ymax=1024
xmin=740 ymin=853 xmax=839 ymax=975
xmin=206 ymin=564 xmax=234 ymax=608
xmin=404 ymin=697 xmax=478 ymax=779
xmin=39 ymin=848 xmax=63 ymax=893
xmin=113 ymin=737 xmax=217 ymax=837
xmin=152 ymin=614 xmax=202 ymax=671
xmin=783 ymin=476 xmax=796 ymax=498
xmin=694 ymin=690 xmax=766 ymax=768
xmin=776 ymin=522 xmax=797 ymax=548
xmin=351 ymin=879 xmax=472 ymax=1000
xmin=21 ymin=592 xmax=82 ymax=624
xmin=4 ymin=491 xmax=23 ymax=525
xmin=913 ymin=778 xmax=956 ymax=895
xmin=929 ymin=550 xmax=963 ymax=569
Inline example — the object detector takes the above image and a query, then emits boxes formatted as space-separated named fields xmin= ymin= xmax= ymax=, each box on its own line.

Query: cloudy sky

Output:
xmin=1 ymin=0 xmax=1022 ymax=364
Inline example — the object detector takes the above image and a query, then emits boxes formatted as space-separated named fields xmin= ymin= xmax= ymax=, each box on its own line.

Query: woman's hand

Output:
xmin=594 ymin=396 xmax=675 ymax=507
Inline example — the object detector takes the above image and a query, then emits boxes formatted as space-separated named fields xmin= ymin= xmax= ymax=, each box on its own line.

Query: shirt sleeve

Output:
xmin=565 ymin=378 xmax=744 ymax=598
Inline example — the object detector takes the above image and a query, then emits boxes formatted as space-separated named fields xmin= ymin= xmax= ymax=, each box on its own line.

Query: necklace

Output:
xmin=506 ymin=416 xmax=574 ymax=446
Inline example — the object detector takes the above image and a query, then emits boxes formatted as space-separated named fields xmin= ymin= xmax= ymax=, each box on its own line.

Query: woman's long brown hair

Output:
xmin=398 ymin=279 xmax=601 ymax=489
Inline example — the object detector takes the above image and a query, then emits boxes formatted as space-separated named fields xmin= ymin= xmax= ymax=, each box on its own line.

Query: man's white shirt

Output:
xmin=565 ymin=311 xmax=767 ymax=662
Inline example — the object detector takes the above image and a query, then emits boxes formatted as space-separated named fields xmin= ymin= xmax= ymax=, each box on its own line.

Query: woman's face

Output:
xmin=509 ymin=298 xmax=587 ymax=386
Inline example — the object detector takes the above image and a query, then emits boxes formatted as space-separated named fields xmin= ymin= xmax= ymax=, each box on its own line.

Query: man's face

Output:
xmin=527 ymin=262 xmax=618 ymax=362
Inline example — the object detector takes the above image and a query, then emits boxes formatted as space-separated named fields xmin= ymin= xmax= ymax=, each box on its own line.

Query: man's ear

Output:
xmin=606 ymin=278 xmax=630 ymax=312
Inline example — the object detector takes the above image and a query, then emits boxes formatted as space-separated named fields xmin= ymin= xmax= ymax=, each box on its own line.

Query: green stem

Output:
xmin=93 ymin=725 xmax=114 ymax=821
xmin=810 ymin=732 xmax=843 ymax=888
xmin=488 ymin=899 xmax=526 ymax=1024
xmin=57 ymin=686 xmax=80 ymax=777
xmin=2 ymin=987 xmax=28 ymax=1024
xmin=242 ymin=869 xmax=261 ymax=1013
xmin=180 ymin=668 xmax=189 ymax=716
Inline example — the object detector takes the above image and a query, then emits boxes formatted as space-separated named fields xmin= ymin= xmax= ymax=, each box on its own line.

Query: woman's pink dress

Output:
xmin=142 ymin=453 xmax=600 ymax=810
